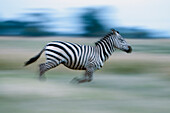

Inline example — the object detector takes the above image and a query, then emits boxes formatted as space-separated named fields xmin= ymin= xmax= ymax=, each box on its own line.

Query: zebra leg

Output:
xmin=39 ymin=61 xmax=58 ymax=79
xmin=71 ymin=64 xmax=94 ymax=83
xmin=78 ymin=67 xmax=94 ymax=83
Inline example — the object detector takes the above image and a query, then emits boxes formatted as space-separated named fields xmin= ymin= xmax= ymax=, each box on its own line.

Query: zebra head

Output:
xmin=111 ymin=29 xmax=132 ymax=53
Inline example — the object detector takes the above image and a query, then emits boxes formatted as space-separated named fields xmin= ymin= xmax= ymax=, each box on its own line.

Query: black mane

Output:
xmin=95 ymin=32 xmax=114 ymax=46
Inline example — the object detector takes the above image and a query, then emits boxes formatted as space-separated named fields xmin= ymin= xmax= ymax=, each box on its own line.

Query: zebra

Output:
xmin=24 ymin=29 xmax=132 ymax=83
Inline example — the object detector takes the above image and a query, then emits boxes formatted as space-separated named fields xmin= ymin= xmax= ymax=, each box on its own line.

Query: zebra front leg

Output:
xmin=71 ymin=64 xmax=94 ymax=83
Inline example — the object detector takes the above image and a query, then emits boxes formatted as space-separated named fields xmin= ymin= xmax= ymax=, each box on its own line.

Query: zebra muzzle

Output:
xmin=126 ymin=46 xmax=132 ymax=53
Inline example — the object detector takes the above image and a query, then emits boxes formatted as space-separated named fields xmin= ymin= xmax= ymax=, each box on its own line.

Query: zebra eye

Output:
xmin=119 ymin=38 xmax=124 ymax=43
xmin=116 ymin=31 xmax=119 ymax=34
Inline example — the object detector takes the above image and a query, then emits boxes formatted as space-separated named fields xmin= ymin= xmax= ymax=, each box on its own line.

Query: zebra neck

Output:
xmin=95 ymin=37 xmax=115 ymax=62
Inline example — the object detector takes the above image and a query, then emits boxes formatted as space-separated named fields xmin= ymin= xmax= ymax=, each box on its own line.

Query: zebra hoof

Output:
xmin=39 ymin=76 xmax=47 ymax=82
xmin=70 ymin=77 xmax=79 ymax=84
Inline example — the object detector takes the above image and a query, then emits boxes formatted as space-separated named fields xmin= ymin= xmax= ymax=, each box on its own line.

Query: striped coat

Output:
xmin=25 ymin=29 xmax=132 ymax=83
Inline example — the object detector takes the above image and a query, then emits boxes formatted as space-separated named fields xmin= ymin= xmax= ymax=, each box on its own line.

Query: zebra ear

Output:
xmin=111 ymin=29 xmax=117 ymax=34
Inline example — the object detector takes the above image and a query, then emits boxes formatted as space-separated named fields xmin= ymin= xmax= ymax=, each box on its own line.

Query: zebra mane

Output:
xmin=95 ymin=32 xmax=114 ymax=46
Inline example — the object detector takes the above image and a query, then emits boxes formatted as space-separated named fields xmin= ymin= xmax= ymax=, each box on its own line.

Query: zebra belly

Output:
xmin=63 ymin=55 xmax=87 ymax=70
xmin=65 ymin=45 xmax=94 ymax=70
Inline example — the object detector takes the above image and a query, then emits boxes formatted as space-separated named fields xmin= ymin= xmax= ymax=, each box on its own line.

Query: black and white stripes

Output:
xmin=25 ymin=29 xmax=132 ymax=83
xmin=45 ymin=41 xmax=95 ymax=70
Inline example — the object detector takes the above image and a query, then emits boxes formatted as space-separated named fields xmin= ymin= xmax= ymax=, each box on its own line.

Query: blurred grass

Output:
xmin=0 ymin=37 xmax=170 ymax=113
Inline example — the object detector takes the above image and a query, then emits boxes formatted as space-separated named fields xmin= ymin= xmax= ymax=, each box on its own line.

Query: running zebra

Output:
xmin=24 ymin=29 xmax=132 ymax=83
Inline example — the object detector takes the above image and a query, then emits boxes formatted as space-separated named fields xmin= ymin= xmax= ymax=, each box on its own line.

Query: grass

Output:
xmin=0 ymin=36 xmax=170 ymax=113
xmin=1 ymin=71 xmax=170 ymax=113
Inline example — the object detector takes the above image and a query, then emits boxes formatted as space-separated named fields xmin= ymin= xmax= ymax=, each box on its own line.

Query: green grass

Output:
xmin=128 ymin=39 xmax=170 ymax=54
xmin=100 ymin=60 xmax=170 ymax=75
xmin=1 ymin=71 xmax=170 ymax=113
xmin=133 ymin=44 xmax=170 ymax=54
xmin=1 ymin=37 xmax=170 ymax=113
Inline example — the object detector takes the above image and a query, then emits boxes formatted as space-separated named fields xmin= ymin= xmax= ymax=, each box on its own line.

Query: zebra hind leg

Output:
xmin=39 ymin=63 xmax=47 ymax=81
xmin=39 ymin=61 xmax=58 ymax=80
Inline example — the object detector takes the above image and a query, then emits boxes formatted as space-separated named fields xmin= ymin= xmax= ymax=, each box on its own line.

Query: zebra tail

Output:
xmin=24 ymin=47 xmax=45 ymax=66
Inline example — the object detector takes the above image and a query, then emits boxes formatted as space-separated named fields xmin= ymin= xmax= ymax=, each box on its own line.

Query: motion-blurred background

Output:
xmin=0 ymin=0 xmax=170 ymax=38
xmin=0 ymin=0 xmax=170 ymax=113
